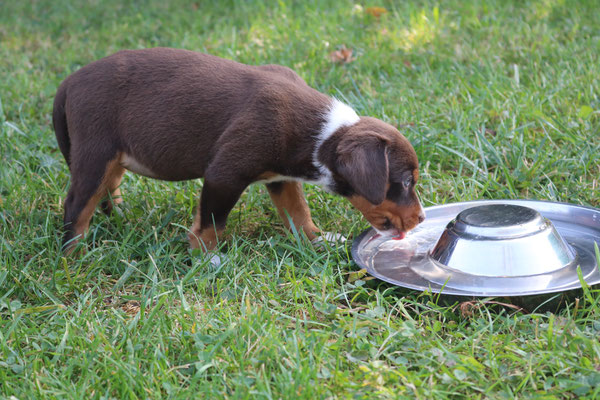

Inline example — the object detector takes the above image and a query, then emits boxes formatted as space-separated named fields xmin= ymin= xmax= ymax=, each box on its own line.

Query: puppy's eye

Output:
xmin=403 ymin=176 xmax=413 ymax=188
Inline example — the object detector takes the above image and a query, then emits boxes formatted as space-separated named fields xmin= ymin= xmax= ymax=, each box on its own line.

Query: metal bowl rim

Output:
xmin=351 ymin=199 xmax=600 ymax=297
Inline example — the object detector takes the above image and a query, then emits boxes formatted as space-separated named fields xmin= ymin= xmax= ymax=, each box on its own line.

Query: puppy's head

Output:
xmin=333 ymin=117 xmax=425 ymax=237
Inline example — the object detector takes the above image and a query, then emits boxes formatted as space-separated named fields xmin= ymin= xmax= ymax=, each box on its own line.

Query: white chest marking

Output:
xmin=313 ymin=99 xmax=360 ymax=189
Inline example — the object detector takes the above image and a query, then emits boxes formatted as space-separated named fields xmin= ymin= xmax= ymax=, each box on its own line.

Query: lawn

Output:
xmin=1 ymin=0 xmax=600 ymax=398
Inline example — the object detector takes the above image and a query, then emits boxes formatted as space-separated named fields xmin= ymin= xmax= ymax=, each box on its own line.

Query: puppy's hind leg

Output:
xmin=62 ymin=153 xmax=123 ymax=253
xmin=100 ymin=167 xmax=125 ymax=215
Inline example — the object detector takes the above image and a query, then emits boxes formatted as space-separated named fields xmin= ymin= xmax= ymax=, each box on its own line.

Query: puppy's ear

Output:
xmin=335 ymin=133 xmax=389 ymax=205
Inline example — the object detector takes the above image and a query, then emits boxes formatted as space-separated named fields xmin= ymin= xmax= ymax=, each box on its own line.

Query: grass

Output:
xmin=1 ymin=0 xmax=600 ymax=398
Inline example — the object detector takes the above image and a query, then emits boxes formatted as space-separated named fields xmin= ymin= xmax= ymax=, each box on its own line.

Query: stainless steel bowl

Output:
xmin=352 ymin=200 xmax=600 ymax=297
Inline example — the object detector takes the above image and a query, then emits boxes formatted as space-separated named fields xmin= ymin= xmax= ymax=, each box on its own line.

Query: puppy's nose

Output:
xmin=418 ymin=210 xmax=426 ymax=224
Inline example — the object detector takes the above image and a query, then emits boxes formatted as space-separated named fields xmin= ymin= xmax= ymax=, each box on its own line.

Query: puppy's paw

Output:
xmin=210 ymin=252 xmax=227 ymax=267
xmin=311 ymin=231 xmax=347 ymax=248
xmin=199 ymin=252 xmax=228 ymax=267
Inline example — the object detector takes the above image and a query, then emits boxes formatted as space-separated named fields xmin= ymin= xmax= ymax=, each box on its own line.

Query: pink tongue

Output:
xmin=392 ymin=231 xmax=406 ymax=240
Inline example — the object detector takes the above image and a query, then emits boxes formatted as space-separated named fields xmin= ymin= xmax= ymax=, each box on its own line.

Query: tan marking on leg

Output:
xmin=188 ymin=223 xmax=223 ymax=252
xmin=188 ymin=203 xmax=225 ymax=252
xmin=107 ymin=167 xmax=125 ymax=205
xmin=101 ymin=165 xmax=126 ymax=214
xmin=188 ymin=207 xmax=203 ymax=248
xmin=111 ymin=187 xmax=123 ymax=205
xmin=268 ymin=181 xmax=319 ymax=240
xmin=72 ymin=157 xmax=125 ymax=239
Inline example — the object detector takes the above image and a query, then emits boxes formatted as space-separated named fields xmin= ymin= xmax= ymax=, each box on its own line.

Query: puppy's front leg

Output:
xmin=266 ymin=181 xmax=319 ymax=241
xmin=188 ymin=179 xmax=247 ymax=252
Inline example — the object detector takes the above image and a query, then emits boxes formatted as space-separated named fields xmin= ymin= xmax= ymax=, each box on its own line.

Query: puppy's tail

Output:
xmin=52 ymin=81 xmax=71 ymax=169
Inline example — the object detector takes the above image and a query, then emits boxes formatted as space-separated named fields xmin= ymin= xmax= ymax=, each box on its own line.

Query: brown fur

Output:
xmin=53 ymin=48 xmax=424 ymax=253
xmin=318 ymin=117 xmax=424 ymax=232
xmin=67 ymin=157 xmax=124 ymax=252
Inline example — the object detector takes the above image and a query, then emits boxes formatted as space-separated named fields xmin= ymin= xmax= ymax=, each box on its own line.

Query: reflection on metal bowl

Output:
xmin=352 ymin=200 xmax=600 ymax=303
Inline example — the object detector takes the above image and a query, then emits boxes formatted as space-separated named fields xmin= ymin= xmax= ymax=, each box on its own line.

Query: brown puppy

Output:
xmin=52 ymin=48 xmax=424 ymax=253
